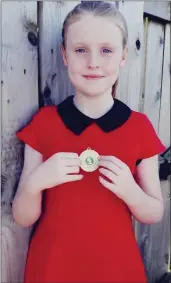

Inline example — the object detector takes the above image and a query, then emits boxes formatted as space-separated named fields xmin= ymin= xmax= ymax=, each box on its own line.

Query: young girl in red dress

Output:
xmin=12 ymin=1 xmax=166 ymax=282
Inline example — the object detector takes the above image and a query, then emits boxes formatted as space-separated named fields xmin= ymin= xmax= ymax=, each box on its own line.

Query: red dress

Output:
xmin=16 ymin=96 xmax=166 ymax=283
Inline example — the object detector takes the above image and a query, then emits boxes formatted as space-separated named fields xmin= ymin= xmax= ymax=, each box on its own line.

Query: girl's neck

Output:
xmin=73 ymin=89 xmax=114 ymax=119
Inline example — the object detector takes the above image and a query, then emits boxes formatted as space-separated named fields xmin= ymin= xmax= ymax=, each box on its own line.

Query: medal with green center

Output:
xmin=79 ymin=148 xmax=99 ymax=172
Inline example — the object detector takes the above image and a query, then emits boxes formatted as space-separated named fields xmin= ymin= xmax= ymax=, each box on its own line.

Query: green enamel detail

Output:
xmin=85 ymin=156 xmax=94 ymax=165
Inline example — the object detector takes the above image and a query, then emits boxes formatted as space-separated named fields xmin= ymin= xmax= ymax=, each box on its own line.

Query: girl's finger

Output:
xmin=99 ymin=168 xmax=116 ymax=184
xmin=64 ymin=158 xmax=81 ymax=167
xmin=65 ymin=174 xmax=83 ymax=183
xmin=66 ymin=166 xmax=80 ymax=174
xmin=58 ymin=152 xmax=79 ymax=158
xmin=99 ymin=160 xmax=121 ymax=175
xmin=99 ymin=176 xmax=115 ymax=193
xmin=100 ymin=155 xmax=126 ymax=169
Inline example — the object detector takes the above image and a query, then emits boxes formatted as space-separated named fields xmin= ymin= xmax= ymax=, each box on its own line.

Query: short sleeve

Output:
xmin=138 ymin=114 xmax=166 ymax=159
xmin=16 ymin=106 xmax=49 ymax=154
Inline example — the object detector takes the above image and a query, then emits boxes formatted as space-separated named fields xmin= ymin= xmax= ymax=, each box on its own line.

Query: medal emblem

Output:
xmin=79 ymin=147 xmax=99 ymax=172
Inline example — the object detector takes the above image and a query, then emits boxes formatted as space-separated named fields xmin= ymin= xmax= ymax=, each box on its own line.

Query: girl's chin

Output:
xmin=76 ymin=88 xmax=110 ymax=97
xmin=83 ymin=85 xmax=110 ymax=94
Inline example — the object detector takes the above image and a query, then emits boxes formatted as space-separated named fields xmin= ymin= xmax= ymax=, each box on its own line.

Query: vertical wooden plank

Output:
xmin=2 ymin=2 xmax=38 ymax=282
xmin=158 ymin=23 xmax=170 ymax=272
xmin=142 ymin=20 xmax=165 ymax=132
xmin=144 ymin=1 xmax=171 ymax=22
xmin=138 ymin=180 xmax=170 ymax=283
xmin=137 ymin=20 xmax=170 ymax=282
xmin=158 ymin=24 xmax=170 ymax=147
xmin=0 ymin=1 xmax=2 ymax=281
xmin=39 ymin=1 xmax=81 ymax=106
xmin=139 ymin=17 xmax=148 ymax=113
xmin=118 ymin=1 xmax=144 ymax=111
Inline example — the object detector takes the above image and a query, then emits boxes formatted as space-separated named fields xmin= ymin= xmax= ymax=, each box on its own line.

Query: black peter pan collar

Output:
xmin=57 ymin=95 xmax=142 ymax=166
xmin=57 ymin=95 xmax=132 ymax=135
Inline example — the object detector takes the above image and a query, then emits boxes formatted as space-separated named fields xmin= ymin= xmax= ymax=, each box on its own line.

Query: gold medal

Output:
xmin=79 ymin=147 xmax=99 ymax=172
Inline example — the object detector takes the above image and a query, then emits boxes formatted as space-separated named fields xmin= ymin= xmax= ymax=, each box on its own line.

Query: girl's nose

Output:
xmin=87 ymin=52 xmax=101 ymax=69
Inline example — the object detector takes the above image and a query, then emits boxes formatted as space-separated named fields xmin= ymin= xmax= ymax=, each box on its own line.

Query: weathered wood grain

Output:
xmin=39 ymin=1 xmax=80 ymax=106
xmin=1 ymin=2 xmax=38 ymax=282
xmin=2 ymin=1 xmax=38 ymax=206
xmin=118 ymin=1 xmax=144 ymax=111
xmin=0 ymin=2 xmax=2 ymax=280
xmin=144 ymin=1 xmax=170 ymax=22
xmin=135 ymin=17 xmax=170 ymax=283
xmin=138 ymin=179 xmax=170 ymax=283
xmin=158 ymin=24 xmax=170 ymax=148
xmin=2 ymin=215 xmax=32 ymax=282
xmin=158 ymin=22 xmax=171 ymax=279
xmin=142 ymin=20 xmax=165 ymax=132
xmin=139 ymin=16 xmax=148 ymax=113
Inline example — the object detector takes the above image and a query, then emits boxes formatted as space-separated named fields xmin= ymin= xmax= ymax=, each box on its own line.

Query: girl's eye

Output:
xmin=75 ymin=48 xmax=112 ymax=54
xmin=102 ymin=48 xmax=112 ymax=53
xmin=76 ymin=48 xmax=87 ymax=53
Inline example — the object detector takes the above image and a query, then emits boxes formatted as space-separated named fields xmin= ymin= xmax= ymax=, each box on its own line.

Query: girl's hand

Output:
xmin=28 ymin=152 xmax=83 ymax=193
xmin=99 ymin=155 xmax=136 ymax=202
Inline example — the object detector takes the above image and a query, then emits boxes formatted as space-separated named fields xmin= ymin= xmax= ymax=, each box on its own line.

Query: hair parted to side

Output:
xmin=61 ymin=1 xmax=128 ymax=98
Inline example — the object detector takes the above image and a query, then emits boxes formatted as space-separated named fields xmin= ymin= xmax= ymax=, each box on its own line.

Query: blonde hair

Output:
xmin=61 ymin=1 xmax=128 ymax=98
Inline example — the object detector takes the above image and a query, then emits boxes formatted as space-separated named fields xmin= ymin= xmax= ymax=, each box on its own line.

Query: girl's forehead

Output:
xmin=67 ymin=15 xmax=122 ymax=46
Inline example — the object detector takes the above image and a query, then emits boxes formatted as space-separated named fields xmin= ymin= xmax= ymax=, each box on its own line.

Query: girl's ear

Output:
xmin=120 ymin=47 xmax=128 ymax=68
xmin=61 ymin=45 xmax=68 ymax=66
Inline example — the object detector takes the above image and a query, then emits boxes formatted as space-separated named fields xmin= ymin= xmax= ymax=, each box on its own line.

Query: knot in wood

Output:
xmin=136 ymin=39 xmax=141 ymax=51
xmin=28 ymin=32 xmax=37 ymax=46
xmin=155 ymin=91 xmax=161 ymax=102
xmin=44 ymin=86 xmax=51 ymax=98
xmin=159 ymin=37 xmax=164 ymax=45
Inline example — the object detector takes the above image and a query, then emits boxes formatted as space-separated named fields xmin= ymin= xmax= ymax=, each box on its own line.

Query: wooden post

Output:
xmin=137 ymin=20 xmax=170 ymax=283
xmin=144 ymin=1 xmax=170 ymax=22
xmin=1 ymin=2 xmax=38 ymax=282
xmin=118 ymin=1 xmax=144 ymax=111
xmin=39 ymin=1 xmax=80 ymax=106
xmin=0 ymin=1 xmax=2 ymax=279
xmin=137 ymin=180 xmax=170 ymax=283
xmin=158 ymin=24 xmax=170 ymax=148
xmin=118 ymin=3 xmax=170 ymax=282
xmin=142 ymin=20 xmax=165 ymax=132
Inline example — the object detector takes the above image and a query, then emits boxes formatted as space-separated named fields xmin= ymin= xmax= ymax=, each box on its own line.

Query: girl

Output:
xmin=12 ymin=1 xmax=166 ymax=282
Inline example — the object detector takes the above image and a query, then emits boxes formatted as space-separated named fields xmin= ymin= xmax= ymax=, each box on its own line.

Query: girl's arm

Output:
xmin=127 ymin=155 xmax=164 ymax=224
xmin=12 ymin=144 xmax=83 ymax=227
xmin=12 ymin=144 xmax=44 ymax=227
xmin=99 ymin=154 xmax=164 ymax=224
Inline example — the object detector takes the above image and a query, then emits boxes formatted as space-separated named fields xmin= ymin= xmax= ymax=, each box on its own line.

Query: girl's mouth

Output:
xmin=83 ymin=75 xmax=104 ymax=80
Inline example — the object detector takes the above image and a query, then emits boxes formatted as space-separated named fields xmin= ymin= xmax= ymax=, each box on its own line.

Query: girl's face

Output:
xmin=61 ymin=14 xmax=127 ymax=97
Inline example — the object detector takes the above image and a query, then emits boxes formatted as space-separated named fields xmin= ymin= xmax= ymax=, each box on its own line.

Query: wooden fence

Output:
xmin=1 ymin=1 xmax=170 ymax=283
